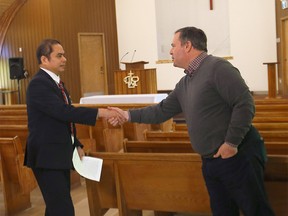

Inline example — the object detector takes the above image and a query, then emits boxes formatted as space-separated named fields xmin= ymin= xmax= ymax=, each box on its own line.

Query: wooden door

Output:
xmin=281 ymin=18 xmax=288 ymax=95
xmin=78 ymin=33 xmax=108 ymax=96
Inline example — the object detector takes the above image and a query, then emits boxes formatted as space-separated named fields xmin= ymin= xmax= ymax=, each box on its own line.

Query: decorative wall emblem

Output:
xmin=123 ymin=70 xmax=139 ymax=88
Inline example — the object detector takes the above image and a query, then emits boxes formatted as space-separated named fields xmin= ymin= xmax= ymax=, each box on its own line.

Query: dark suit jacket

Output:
xmin=24 ymin=69 xmax=97 ymax=169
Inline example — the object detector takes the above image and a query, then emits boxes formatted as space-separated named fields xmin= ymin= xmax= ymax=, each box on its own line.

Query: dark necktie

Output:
xmin=58 ymin=81 xmax=69 ymax=104
xmin=58 ymin=81 xmax=74 ymax=136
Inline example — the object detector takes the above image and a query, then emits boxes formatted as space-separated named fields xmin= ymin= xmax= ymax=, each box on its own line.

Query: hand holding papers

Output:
xmin=72 ymin=149 xmax=103 ymax=181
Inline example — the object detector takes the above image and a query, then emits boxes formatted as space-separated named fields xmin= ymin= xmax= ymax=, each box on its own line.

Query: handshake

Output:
xmin=98 ymin=107 xmax=129 ymax=126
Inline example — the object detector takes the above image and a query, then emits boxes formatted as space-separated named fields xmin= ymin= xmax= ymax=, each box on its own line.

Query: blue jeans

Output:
xmin=202 ymin=126 xmax=275 ymax=216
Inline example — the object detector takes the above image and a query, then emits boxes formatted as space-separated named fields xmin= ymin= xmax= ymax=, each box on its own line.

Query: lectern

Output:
xmin=121 ymin=61 xmax=149 ymax=70
xmin=115 ymin=61 xmax=157 ymax=94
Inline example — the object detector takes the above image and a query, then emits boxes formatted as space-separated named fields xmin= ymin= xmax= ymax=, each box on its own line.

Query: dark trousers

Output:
xmin=202 ymin=126 xmax=275 ymax=216
xmin=32 ymin=168 xmax=74 ymax=216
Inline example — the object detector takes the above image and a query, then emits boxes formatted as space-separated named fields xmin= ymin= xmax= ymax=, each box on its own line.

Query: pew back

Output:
xmin=87 ymin=152 xmax=210 ymax=216
xmin=0 ymin=125 xmax=28 ymax=150
xmin=144 ymin=130 xmax=190 ymax=141
xmin=85 ymin=159 xmax=118 ymax=216
xmin=0 ymin=115 xmax=28 ymax=125
xmin=116 ymin=153 xmax=209 ymax=215
xmin=123 ymin=139 xmax=287 ymax=156
xmin=0 ymin=136 xmax=37 ymax=215
xmin=75 ymin=124 xmax=96 ymax=153
xmin=0 ymin=109 xmax=27 ymax=116
xmin=123 ymin=139 xmax=194 ymax=153
xmin=86 ymin=152 xmax=287 ymax=216
xmin=255 ymin=104 xmax=288 ymax=111
xmin=264 ymin=154 xmax=288 ymax=181
xmin=103 ymin=128 xmax=124 ymax=152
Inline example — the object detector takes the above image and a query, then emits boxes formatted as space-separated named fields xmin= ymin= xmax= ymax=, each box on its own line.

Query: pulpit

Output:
xmin=114 ymin=61 xmax=157 ymax=94
xmin=121 ymin=61 xmax=148 ymax=70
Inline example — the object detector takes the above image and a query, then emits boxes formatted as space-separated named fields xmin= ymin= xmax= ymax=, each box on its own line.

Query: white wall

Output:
xmin=115 ymin=0 xmax=277 ymax=91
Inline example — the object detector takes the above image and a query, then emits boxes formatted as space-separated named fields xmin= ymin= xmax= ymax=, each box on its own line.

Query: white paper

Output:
xmin=72 ymin=149 xmax=103 ymax=182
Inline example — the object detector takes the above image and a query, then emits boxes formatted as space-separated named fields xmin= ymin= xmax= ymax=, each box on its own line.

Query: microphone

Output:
xmin=120 ymin=52 xmax=129 ymax=62
xmin=131 ymin=50 xmax=136 ymax=62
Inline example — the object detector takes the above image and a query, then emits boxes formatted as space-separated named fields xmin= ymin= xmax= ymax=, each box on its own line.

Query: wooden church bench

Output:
xmin=0 ymin=136 xmax=37 ymax=215
xmin=143 ymin=130 xmax=190 ymax=141
xmin=255 ymin=104 xmax=288 ymax=112
xmin=0 ymin=115 xmax=28 ymax=125
xmin=264 ymin=154 xmax=288 ymax=215
xmin=252 ymin=122 xmax=288 ymax=131
xmin=0 ymin=109 xmax=27 ymax=116
xmin=0 ymin=125 xmax=28 ymax=151
xmin=123 ymin=139 xmax=194 ymax=153
xmin=259 ymin=131 xmax=288 ymax=142
xmin=86 ymin=152 xmax=210 ymax=216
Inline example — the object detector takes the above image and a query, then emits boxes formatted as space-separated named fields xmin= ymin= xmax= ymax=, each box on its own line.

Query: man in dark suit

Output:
xmin=24 ymin=39 xmax=122 ymax=216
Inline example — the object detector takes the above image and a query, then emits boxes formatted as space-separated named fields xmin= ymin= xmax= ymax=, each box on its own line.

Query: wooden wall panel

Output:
xmin=0 ymin=0 xmax=119 ymax=104
xmin=47 ymin=0 xmax=119 ymax=102
xmin=0 ymin=0 xmax=51 ymax=104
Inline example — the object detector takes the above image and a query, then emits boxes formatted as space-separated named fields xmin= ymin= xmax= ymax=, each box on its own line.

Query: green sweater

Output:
xmin=129 ymin=55 xmax=255 ymax=157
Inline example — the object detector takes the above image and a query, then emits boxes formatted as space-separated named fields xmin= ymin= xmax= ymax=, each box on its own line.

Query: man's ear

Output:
xmin=185 ymin=41 xmax=193 ymax=53
xmin=41 ymin=55 xmax=48 ymax=64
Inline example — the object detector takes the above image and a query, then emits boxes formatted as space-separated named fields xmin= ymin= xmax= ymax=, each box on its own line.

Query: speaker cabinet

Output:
xmin=9 ymin=57 xmax=25 ymax=80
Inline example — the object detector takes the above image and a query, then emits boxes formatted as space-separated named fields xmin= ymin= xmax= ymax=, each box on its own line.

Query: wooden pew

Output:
xmin=123 ymin=139 xmax=194 ymax=153
xmin=123 ymin=119 xmax=174 ymax=142
xmin=123 ymin=139 xmax=287 ymax=156
xmin=0 ymin=117 xmax=97 ymax=153
xmin=172 ymin=123 xmax=187 ymax=131
xmin=75 ymin=103 xmax=174 ymax=143
xmin=0 ymin=136 xmax=37 ymax=215
xmin=264 ymin=154 xmax=288 ymax=216
xmin=260 ymin=131 xmax=288 ymax=142
xmin=254 ymin=98 xmax=288 ymax=105
xmin=0 ymin=104 xmax=27 ymax=110
xmin=265 ymin=154 xmax=288 ymax=181
xmin=173 ymin=122 xmax=288 ymax=131
xmin=253 ymin=116 xmax=288 ymax=123
xmin=255 ymin=104 xmax=288 ymax=111
xmin=85 ymin=158 xmax=117 ymax=216
xmin=87 ymin=152 xmax=211 ymax=216
xmin=143 ymin=129 xmax=288 ymax=153
xmin=252 ymin=123 xmax=288 ymax=131
xmin=86 ymin=152 xmax=288 ymax=216
xmin=143 ymin=130 xmax=190 ymax=141
xmin=0 ymin=109 xmax=27 ymax=116
xmin=75 ymin=123 xmax=96 ymax=154
xmin=0 ymin=124 xmax=83 ymax=188
xmin=0 ymin=125 xmax=28 ymax=151
xmin=264 ymin=142 xmax=288 ymax=155
xmin=255 ymin=111 xmax=288 ymax=117
xmin=0 ymin=115 xmax=28 ymax=125
xmin=123 ymin=123 xmax=151 ymax=141
xmin=171 ymin=122 xmax=288 ymax=153
xmin=72 ymin=124 xmax=97 ymax=188
xmin=103 ymin=128 xmax=124 ymax=152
